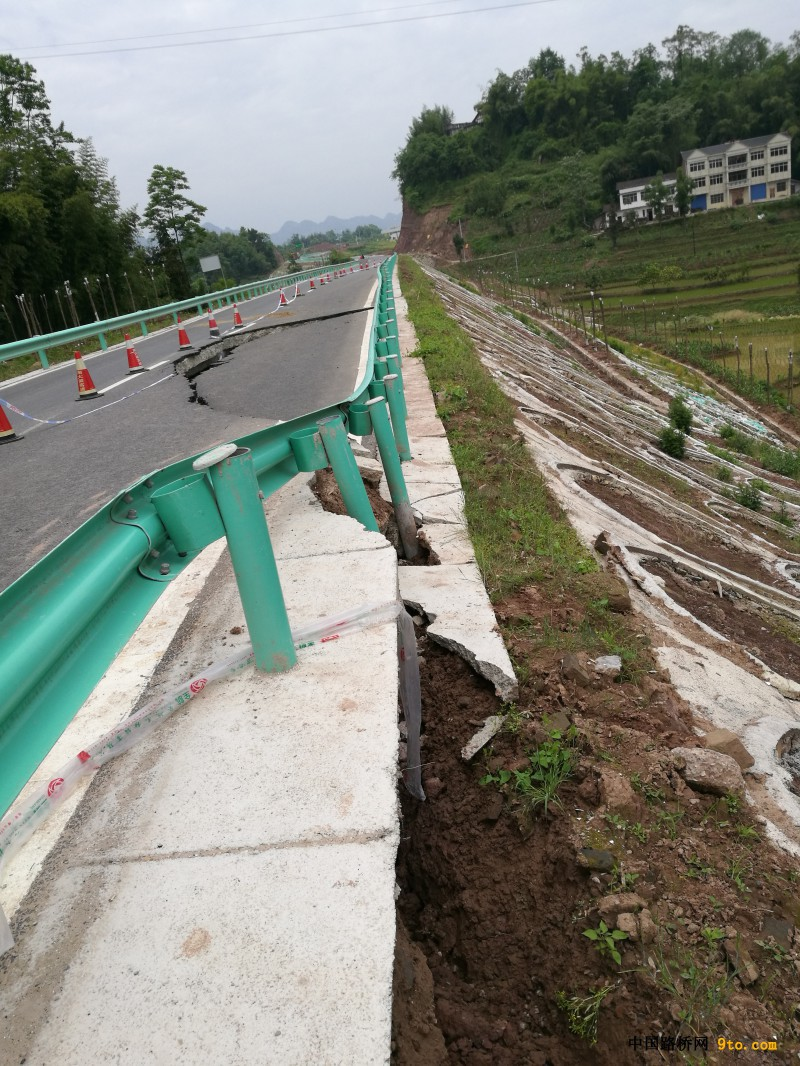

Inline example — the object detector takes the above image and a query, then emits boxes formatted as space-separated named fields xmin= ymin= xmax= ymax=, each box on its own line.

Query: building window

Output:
xmin=728 ymin=153 xmax=747 ymax=166
xmin=693 ymin=177 xmax=706 ymax=188
xmin=770 ymin=145 xmax=788 ymax=157
xmin=710 ymin=174 xmax=723 ymax=185
xmin=622 ymin=192 xmax=638 ymax=205
xmin=710 ymin=193 xmax=725 ymax=204
xmin=709 ymin=157 xmax=723 ymax=169
xmin=750 ymin=150 xmax=764 ymax=161
xmin=750 ymin=165 xmax=765 ymax=178
xmin=771 ymin=162 xmax=789 ymax=174
xmin=776 ymin=181 xmax=788 ymax=192
xmin=728 ymin=169 xmax=747 ymax=183
xmin=689 ymin=161 xmax=705 ymax=173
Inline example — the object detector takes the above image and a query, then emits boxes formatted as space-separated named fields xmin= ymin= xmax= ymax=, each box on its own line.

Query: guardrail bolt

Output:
xmin=126 ymin=508 xmax=138 ymax=519
xmin=123 ymin=493 xmax=133 ymax=504
xmin=159 ymin=562 xmax=171 ymax=575
xmin=150 ymin=548 xmax=160 ymax=558
xmin=145 ymin=478 xmax=154 ymax=489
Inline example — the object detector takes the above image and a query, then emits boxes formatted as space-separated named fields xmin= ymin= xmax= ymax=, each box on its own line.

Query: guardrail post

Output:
xmin=365 ymin=397 xmax=419 ymax=560
xmin=316 ymin=415 xmax=379 ymax=532
xmin=195 ymin=443 xmax=297 ymax=673
xmin=37 ymin=348 xmax=49 ymax=369
xmin=383 ymin=374 xmax=412 ymax=461
xmin=384 ymin=353 xmax=407 ymax=419
xmin=140 ymin=321 xmax=149 ymax=337
xmin=98 ymin=333 xmax=108 ymax=351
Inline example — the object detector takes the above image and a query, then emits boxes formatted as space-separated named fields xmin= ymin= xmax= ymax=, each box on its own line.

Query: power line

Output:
xmin=11 ymin=0 xmax=468 ymax=52
xmin=15 ymin=1 xmax=561 ymax=61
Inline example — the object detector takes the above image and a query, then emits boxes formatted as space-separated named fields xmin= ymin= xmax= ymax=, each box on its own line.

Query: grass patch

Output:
xmin=399 ymin=256 xmax=594 ymax=599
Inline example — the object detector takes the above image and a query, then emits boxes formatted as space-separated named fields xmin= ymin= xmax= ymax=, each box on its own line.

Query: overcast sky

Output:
xmin=2 ymin=2 xmax=797 ymax=237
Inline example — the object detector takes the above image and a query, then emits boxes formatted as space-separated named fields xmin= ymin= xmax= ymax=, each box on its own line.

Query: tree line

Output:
xmin=0 ymin=54 xmax=278 ymax=344
xmin=392 ymin=26 xmax=800 ymax=229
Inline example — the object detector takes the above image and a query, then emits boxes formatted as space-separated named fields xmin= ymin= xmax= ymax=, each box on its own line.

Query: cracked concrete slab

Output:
xmin=399 ymin=563 xmax=518 ymax=702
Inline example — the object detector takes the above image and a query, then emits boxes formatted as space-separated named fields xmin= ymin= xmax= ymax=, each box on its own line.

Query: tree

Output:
xmin=674 ymin=166 xmax=693 ymax=217
xmin=643 ymin=172 xmax=670 ymax=220
xmin=143 ymin=165 xmax=206 ymax=295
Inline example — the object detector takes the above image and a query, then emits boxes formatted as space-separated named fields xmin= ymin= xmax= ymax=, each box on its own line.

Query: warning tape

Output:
xmin=0 ymin=373 xmax=175 ymax=427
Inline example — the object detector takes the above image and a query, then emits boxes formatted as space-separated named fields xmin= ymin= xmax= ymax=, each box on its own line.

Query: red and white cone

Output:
xmin=0 ymin=402 xmax=22 ymax=444
xmin=319 ymin=275 xmax=326 ymax=286
xmin=294 ymin=282 xmax=302 ymax=298
xmin=232 ymin=303 xmax=244 ymax=329
xmin=326 ymin=273 xmax=331 ymax=283
xmin=177 ymin=315 xmax=192 ymax=351
xmin=279 ymin=289 xmax=289 ymax=306
xmin=125 ymin=334 xmax=147 ymax=374
xmin=208 ymin=309 xmax=220 ymax=338
xmin=309 ymin=278 xmax=316 ymax=291
xmin=350 ymin=266 xmax=354 ymax=273
xmin=74 ymin=350 xmax=102 ymax=400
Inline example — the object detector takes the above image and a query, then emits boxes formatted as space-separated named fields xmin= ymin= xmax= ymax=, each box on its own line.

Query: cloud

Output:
xmin=2 ymin=1 xmax=796 ymax=234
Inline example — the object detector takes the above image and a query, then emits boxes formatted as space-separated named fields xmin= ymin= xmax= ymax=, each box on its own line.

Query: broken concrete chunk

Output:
xmin=701 ymin=728 xmax=755 ymax=771
xmin=461 ymin=715 xmax=505 ymax=761
xmin=616 ymin=912 xmax=639 ymax=941
xmin=594 ymin=654 xmax=622 ymax=677
xmin=671 ymin=746 xmax=746 ymax=798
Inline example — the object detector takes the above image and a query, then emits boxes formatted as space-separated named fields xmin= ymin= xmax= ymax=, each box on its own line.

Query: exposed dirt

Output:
xmin=390 ymin=259 xmax=800 ymax=1064
xmin=582 ymin=480 xmax=783 ymax=589
xmin=393 ymin=613 xmax=800 ymax=1065
xmin=397 ymin=202 xmax=461 ymax=262
xmin=640 ymin=559 xmax=800 ymax=685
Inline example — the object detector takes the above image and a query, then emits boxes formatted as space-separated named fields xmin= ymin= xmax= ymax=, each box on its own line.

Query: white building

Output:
xmin=615 ymin=173 xmax=678 ymax=222
xmin=681 ymin=132 xmax=792 ymax=211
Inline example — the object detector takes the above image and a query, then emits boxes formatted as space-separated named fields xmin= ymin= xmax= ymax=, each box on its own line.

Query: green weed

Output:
xmin=555 ymin=985 xmax=614 ymax=1045
xmin=583 ymin=921 xmax=628 ymax=966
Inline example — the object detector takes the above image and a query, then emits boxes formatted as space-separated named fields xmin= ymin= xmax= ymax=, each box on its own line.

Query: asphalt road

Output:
xmin=0 ymin=266 xmax=379 ymax=591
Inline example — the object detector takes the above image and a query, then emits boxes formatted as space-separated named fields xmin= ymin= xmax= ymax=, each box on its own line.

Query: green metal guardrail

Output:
xmin=0 ymin=256 xmax=409 ymax=817
xmin=0 ymin=261 xmax=363 ymax=370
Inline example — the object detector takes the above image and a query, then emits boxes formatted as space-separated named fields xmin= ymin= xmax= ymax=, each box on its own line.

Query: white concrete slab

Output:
xmin=2 ymin=839 xmax=396 ymax=1066
xmin=399 ymin=563 xmax=518 ymax=702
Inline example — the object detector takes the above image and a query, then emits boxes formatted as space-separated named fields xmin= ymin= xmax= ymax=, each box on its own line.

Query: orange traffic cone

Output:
xmin=350 ymin=266 xmax=354 ymax=273
xmin=309 ymin=278 xmax=316 ymax=291
xmin=208 ymin=309 xmax=220 ymax=338
xmin=326 ymin=273 xmax=331 ymax=283
xmin=74 ymin=350 xmax=102 ymax=400
xmin=177 ymin=315 xmax=192 ymax=351
xmin=125 ymin=334 xmax=147 ymax=374
xmin=232 ymin=303 xmax=243 ymax=329
xmin=279 ymin=289 xmax=289 ymax=306
xmin=0 ymin=402 xmax=22 ymax=444
xmin=319 ymin=275 xmax=326 ymax=286
xmin=294 ymin=282 xmax=302 ymax=298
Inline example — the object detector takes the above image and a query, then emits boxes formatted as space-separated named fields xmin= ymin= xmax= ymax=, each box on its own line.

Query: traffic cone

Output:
xmin=319 ymin=275 xmax=326 ymax=286
xmin=350 ymin=266 xmax=354 ymax=273
xmin=208 ymin=309 xmax=220 ymax=338
xmin=309 ymin=278 xmax=316 ymax=291
xmin=125 ymin=334 xmax=147 ymax=374
xmin=0 ymin=403 xmax=22 ymax=444
xmin=326 ymin=273 xmax=331 ymax=283
xmin=294 ymin=282 xmax=302 ymax=298
xmin=74 ymin=350 xmax=102 ymax=400
xmin=232 ymin=303 xmax=243 ymax=329
xmin=279 ymin=289 xmax=289 ymax=306
xmin=176 ymin=315 xmax=193 ymax=351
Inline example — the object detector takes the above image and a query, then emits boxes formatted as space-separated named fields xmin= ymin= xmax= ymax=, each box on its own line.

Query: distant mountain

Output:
xmin=269 ymin=213 xmax=402 ymax=245
xmin=203 ymin=222 xmax=234 ymax=235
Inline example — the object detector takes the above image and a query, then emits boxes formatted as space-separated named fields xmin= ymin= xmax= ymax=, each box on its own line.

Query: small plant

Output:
xmin=629 ymin=821 xmax=649 ymax=844
xmin=655 ymin=808 xmax=684 ymax=839
xmin=668 ymin=395 xmax=693 ymax=434
xmin=502 ymin=701 xmax=524 ymax=734
xmin=701 ymin=926 xmax=726 ymax=949
xmin=776 ymin=501 xmax=794 ymax=528
xmin=657 ymin=425 xmax=686 ymax=459
xmin=482 ymin=727 xmax=578 ymax=817
xmin=735 ymin=481 xmax=762 ymax=511
xmin=631 ymin=774 xmax=666 ymax=805
xmin=716 ymin=465 xmax=733 ymax=483
xmin=727 ymin=857 xmax=751 ymax=895
xmin=686 ymin=853 xmax=713 ymax=879
xmin=736 ymin=823 xmax=760 ymax=842
xmin=608 ymin=864 xmax=640 ymax=892
xmin=755 ymin=938 xmax=792 ymax=966
xmin=556 ymin=985 xmax=613 ymax=1045
xmin=647 ymin=939 xmax=736 ymax=1035
xmin=724 ymin=791 xmax=742 ymax=816
xmin=583 ymin=921 xmax=628 ymax=965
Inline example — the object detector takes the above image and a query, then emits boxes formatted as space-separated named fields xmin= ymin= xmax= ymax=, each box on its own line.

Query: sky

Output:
xmin=2 ymin=2 xmax=797 ymax=237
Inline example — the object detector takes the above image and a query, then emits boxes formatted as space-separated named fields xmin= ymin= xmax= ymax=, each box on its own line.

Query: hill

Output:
xmin=270 ymin=213 xmax=401 ymax=245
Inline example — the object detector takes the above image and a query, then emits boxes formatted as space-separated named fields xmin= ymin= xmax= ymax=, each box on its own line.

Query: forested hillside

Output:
xmin=393 ymin=26 xmax=800 ymax=233
xmin=0 ymin=55 xmax=278 ymax=343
